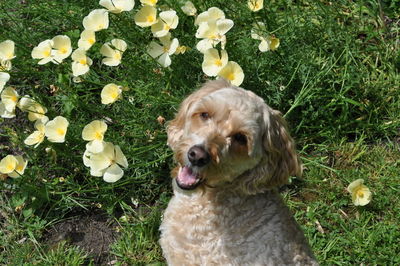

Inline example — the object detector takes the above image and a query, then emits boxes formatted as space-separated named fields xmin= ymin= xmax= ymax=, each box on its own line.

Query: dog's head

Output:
xmin=167 ymin=79 xmax=301 ymax=194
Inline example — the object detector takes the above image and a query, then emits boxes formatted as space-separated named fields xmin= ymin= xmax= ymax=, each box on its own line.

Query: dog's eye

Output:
xmin=232 ymin=133 xmax=247 ymax=145
xmin=199 ymin=112 xmax=210 ymax=120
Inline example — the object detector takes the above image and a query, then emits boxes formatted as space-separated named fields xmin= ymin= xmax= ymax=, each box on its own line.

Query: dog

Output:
xmin=160 ymin=79 xmax=318 ymax=265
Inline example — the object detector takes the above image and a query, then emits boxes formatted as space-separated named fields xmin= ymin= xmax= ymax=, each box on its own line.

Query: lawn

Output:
xmin=0 ymin=0 xmax=399 ymax=265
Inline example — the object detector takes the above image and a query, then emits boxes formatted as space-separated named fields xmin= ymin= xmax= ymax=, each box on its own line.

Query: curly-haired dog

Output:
xmin=160 ymin=80 xmax=318 ymax=266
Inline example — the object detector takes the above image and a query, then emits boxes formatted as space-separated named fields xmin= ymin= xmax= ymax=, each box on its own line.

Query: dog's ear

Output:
xmin=235 ymin=104 xmax=301 ymax=195
xmin=261 ymin=107 xmax=302 ymax=188
xmin=167 ymin=79 xmax=231 ymax=150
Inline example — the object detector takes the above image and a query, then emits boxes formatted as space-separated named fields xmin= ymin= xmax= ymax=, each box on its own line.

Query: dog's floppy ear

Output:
xmin=235 ymin=104 xmax=301 ymax=195
xmin=167 ymin=79 xmax=231 ymax=150
xmin=262 ymin=107 xmax=302 ymax=188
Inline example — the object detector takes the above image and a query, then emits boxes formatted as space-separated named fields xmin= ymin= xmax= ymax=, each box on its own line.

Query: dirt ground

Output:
xmin=44 ymin=210 xmax=118 ymax=265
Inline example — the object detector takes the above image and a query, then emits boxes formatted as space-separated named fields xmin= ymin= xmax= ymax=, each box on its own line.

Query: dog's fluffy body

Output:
xmin=160 ymin=80 xmax=318 ymax=265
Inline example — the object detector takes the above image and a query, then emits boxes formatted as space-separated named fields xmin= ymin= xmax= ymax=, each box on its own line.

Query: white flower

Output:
xmin=0 ymin=102 xmax=14 ymax=118
xmin=101 ymin=83 xmax=122 ymax=104
xmin=347 ymin=179 xmax=372 ymax=206
xmin=8 ymin=155 xmax=28 ymax=178
xmin=44 ymin=116 xmax=69 ymax=143
xmin=195 ymin=18 xmax=234 ymax=53
xmin=31 ymin=40 xmax=55 ymax=65
xmin=52 ymin=35 xmax=72 ymax=62
xmin=24 ymin=117 xmax=49 ymax=148
xmin=195 ymin=7 xmax=225 ymax=26
xmin=78 ymin=30 xmax=96 ymax=50
xmin=71 ymin=48 xmax=93 ymax=76
xmin=100 ymin=39 xmax=127 ymax=66
xmin=134 ymin=5 xmax=157 ymax=27
xmin=17 ymin=95 xmax=47 ymax=121
xmin=217 ymin=61 xmax=245 ymax=86
xmin=0 ymin=40 xmax=16 ymax=61
xmin=1 ymin=59 xmax=12 ymax=71
xmin=0 ymin=155 xmax=27 ymax=178
xmin=85 ymin=142 xmax=128 ymax=183
xmin=1 ymin=86 xmax=19 ymax=113
xmin=202 ymin=48 xmax=228 ymax=76
xmin=248 ymin=0 xmax=264 ymax=12
xmin=181 ymin=1 xmax=196 ymax=16
xmin=251 ymin=22 xmax=280 ymax=52
xmin=83 ymin=9 xmax=109 ymax=32
xmin=82 ymin=120 xmax=108 ymax=153
xmin=147 ymin=33 xmax=179 ymax=67
xmin=151 ymin=10 xmax=179 ymax=37
xmin=0 ymin=72 xmax=10 ymax=93
xmin=99 ymin=0 xmax=135 ymax=13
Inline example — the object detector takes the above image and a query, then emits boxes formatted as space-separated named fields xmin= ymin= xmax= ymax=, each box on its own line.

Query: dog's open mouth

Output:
xmin=176 ymin=166 xmax=202 ymax=190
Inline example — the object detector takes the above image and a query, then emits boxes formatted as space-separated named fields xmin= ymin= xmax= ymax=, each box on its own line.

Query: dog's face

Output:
xmin=167 ymin=80 xmax=301 ymax=193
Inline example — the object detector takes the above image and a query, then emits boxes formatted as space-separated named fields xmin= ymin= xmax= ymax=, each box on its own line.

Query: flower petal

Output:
xmin=103 ymin=163 xmax=124 ymax=183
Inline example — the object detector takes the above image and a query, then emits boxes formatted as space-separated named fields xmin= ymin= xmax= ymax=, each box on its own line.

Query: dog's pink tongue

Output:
xmin=177 ymin=166 xmax=198 ymax=186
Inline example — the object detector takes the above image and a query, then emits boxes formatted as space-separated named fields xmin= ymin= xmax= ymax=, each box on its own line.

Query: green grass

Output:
xmin=0 ymin=0 xmax=399 ymax=265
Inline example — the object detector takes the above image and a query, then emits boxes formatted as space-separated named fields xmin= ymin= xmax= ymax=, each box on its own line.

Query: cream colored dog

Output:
xmin=160 ymin=79 xmax=318 ymax=265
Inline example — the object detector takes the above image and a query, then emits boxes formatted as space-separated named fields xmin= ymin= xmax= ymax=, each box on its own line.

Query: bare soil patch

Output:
xmin=44 ymin=210 xmax=118 ymax=265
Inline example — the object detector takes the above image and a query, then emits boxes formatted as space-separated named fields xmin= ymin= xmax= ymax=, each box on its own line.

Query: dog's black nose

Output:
xmin=188 ymin=145 xmax=210 ymax=167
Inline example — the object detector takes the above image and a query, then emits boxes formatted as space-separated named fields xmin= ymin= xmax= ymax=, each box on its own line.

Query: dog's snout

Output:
xmin=188 ymin=145 xmax=210 ymax=167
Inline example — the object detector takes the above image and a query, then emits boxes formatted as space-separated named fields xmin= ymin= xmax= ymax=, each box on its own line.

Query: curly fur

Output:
xmin=160 ymin=80 xmax=318 ymax=265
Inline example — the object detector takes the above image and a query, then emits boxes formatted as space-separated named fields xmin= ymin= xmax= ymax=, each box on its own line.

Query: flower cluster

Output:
xmin=31 ymin=35 xmax=72 ymax=65
xmin=1 ymin=1 xmax=284 ymax=184
xmin=31 ymin=5 xmax=130 ymax=77
xmin=81 ymin=120 xmax=128 ymax=182
xmin=136 ymin=1 xmax=181 ymax=67
xmin=193 ymin=7 xmax=244 ymax=86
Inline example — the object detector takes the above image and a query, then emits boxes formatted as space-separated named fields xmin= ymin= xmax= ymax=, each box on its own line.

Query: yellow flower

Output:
xmin=17 ymin=95 xmax=48 ymax=121
xmin=101 ymin=83 xmax=123 ymax=104
xmin=0 ymin=155 xmax=18 ymax=174
xmin=0 ymin=72 xmax=10 ymax=93
xmin=1 ymin=59 xmax=12 ymax=71
xmin=31 ymin=40 xmax=55 ymax=65
xmin=174 ymin=45 xmax=187 ymax=55
xmin=8 ymin=156 xmax=28 ymax=178
xmin=44 ymin=116 xmax=69 ymax=143
xmin=0 ymin=101 xmax=14 ymax=118
xmin=248 ymin=0 xmax=264 ymax=12
xmin=147 ymin=33 xmax=179 ymax=67
xmin=251 ymin=22 xmax=280 ymax=52
xmin=82 ymin=120 xmax=108 ymax=153
xmin=217 ymin=61 xmax=244 ymax=86
xmin=134 ymin=5 xmax=157 ymax=27
xmin=71 ymin=48 xmax=93 ymax=77
xmin=0 ymin=155 xmax=27 ymax=178
xmin=195 ymin=8 xmax=234 ymax=53
xmin=78 ymin=30 xmax=96 ymax=50
xmin=347 ymin=179 xmax=372 ymax=206
xmin=99 ymin=0 xmax=135 ymax=13
xmin=100 ymin=39 xmax=127 ymax=66
xmin=0 ymin=40 xmax=16 ymax=61
xmin=1 ymin=86 xmax=19 ymax=113
xmin=151 ymin=10 xmax=179 ymax=38
xmin=140 ymin=0 xmax=158 ymax=6
xmin=181 ymin=1 xmax=196 ymax=16
xmin=52 ymin=35 xmax=72 ymax=62
xmin=83 ymin=9 xmax=109 ymax=32
xmin=195 ymin=7 xmax=225 ymax=26
xmin=24 ymin=117 xmax=48 ymax=148
xmin=84 ymin=142 xmax=128 ymax=183
xmin=202 ymin=48 xmax=228 ymax=77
